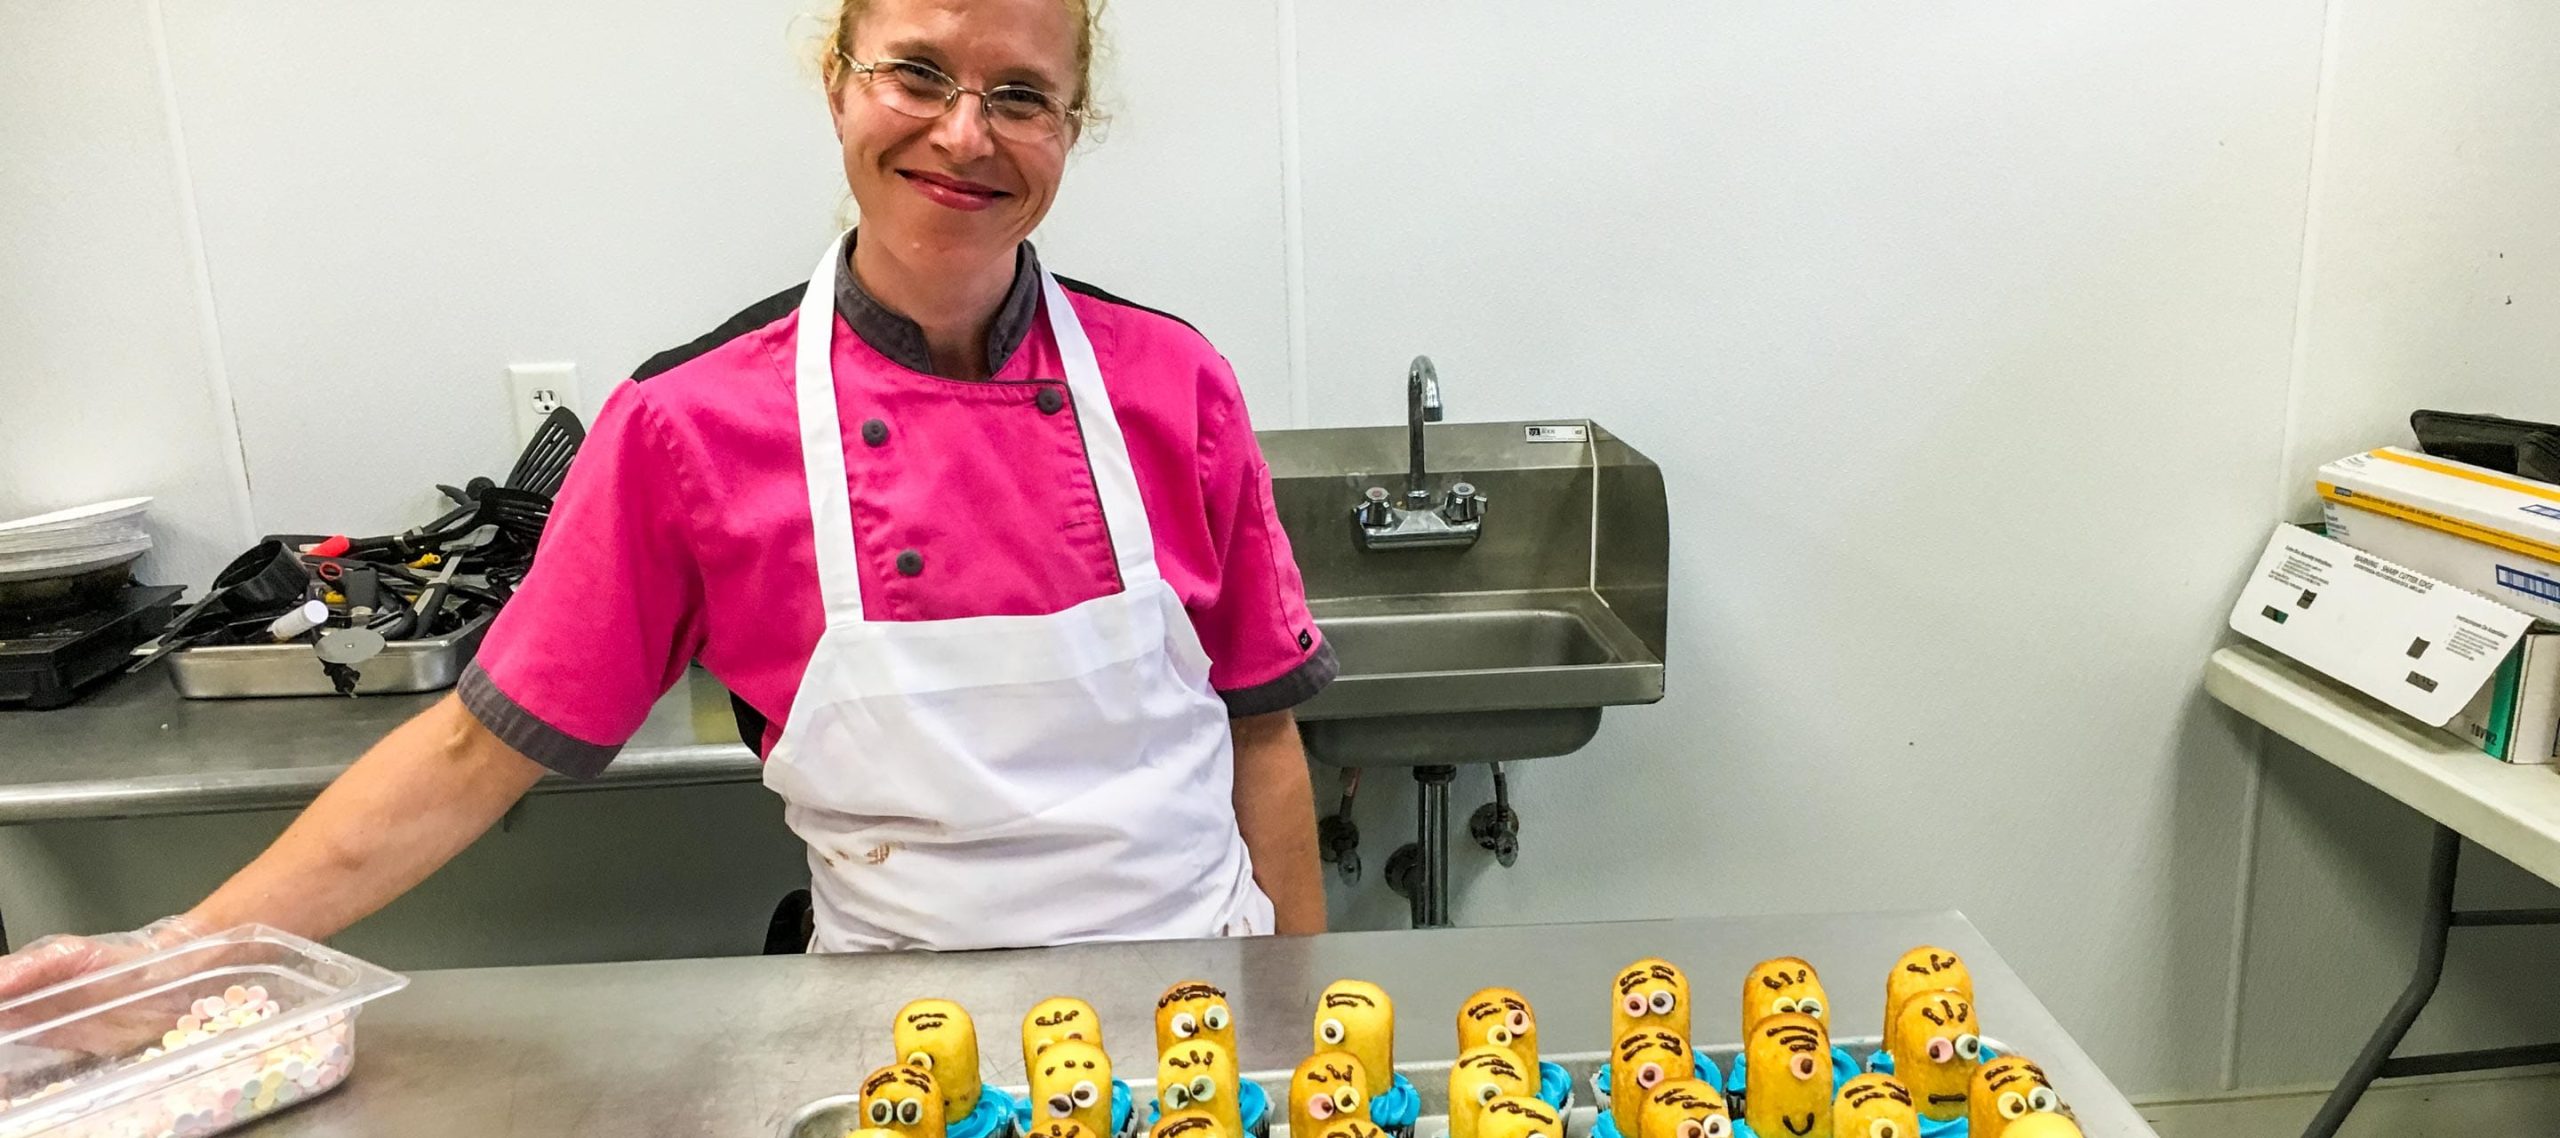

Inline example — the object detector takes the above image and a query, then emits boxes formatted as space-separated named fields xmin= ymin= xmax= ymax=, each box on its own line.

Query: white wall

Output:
xmin=4 ymin=0 xmax=2559 ymax=1107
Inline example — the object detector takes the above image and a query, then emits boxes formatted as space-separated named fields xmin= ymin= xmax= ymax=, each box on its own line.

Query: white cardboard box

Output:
xmin=2228 ymin=524 xmax=2535 ymax=727
xmin=2319 ymin=447 xmax=2560 ymax=625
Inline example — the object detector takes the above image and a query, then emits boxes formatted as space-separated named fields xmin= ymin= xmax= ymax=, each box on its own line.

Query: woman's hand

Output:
xmin=0 ymin=915 xmax=206 ymax=1002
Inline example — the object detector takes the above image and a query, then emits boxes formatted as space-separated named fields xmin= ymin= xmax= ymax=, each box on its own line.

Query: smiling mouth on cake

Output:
xmin=1783 ymin=1116 xmax=1814 ymax=1136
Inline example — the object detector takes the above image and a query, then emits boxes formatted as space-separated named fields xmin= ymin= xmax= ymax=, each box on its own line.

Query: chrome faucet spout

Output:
xmin=1408 ymin=356 xmax=1442 ymax=498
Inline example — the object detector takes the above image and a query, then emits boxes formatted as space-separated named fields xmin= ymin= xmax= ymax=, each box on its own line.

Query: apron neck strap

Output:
xmin=794 ymin=231 xmax=867 ymax=621
xmin=1039 ymin=271 xmax=1160 ymax=584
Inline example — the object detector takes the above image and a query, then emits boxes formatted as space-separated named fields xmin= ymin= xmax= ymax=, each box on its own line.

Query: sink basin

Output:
xmin=1261 ymin=420 xmax=1669 ymax=769
xmin=1295 ymin=590 xmax=1661 ymax=767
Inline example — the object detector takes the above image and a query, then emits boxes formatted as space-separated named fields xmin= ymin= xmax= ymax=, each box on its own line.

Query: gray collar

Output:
xmin=834 ymin=232 xmax=1043 ymax=378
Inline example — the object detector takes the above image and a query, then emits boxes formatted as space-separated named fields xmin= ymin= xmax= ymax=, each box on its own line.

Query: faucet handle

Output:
xmin=1441 ymin=482 xmax=1483 ymax=525
xmin=1356 ymin=486 xmax=1396 ymax=529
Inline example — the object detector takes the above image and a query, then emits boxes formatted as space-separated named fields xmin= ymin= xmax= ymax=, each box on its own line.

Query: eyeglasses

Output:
xmin=841 ymin=55 xmax=1080 ymax=144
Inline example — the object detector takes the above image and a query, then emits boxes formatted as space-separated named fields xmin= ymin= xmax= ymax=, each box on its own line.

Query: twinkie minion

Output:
xmin=1288 ymin=1051 xmax=1369 ymax=1138
xmin=896 ymin=999 xmax=986 ymax=1122
xmin=1881 ymin=950 xmax=1971 ymax=1058
xmin=1741 ymin=959 xmax=1830 ymax=1039
xmin=1157 ymin=981 xmax=1238 ymax=1056
xmin=1475 ymin=1096 xmax=1565 ymax=1138
xmin=1888 ymin=993 xmax=1982 ymax=1123
xmin=1966 ymin=1057 xmax=2061 ymax=1138
xmin=1613 ymin=958 xmax=1693 ymax=1042
xmin=1447 ymin=1047 xmax=1533 ymax=1138
xmin=1637 ymin=1078 xmax=1731 ymax=1138
xmin=1608 ymin=1029 xmax=1692 ymax=1138
xmin=1028 ymin=1039 xmax=1115 ymax=1138
xmin=1739 ymin=1013 xmax=1832 ymax=1138
xmin=860 ymin=1063 xmax=947 ymax=1138
xmin=1159 ymin=1039 xmax=1245 ymax=1138
xmin=1023 ymin=997 xmax=1103 ymax=1065
xmin=1317 ymin=980 xmax=1416 ymax=1133
xmin=1459 ymin=989 xmax=1567 ymax=1110
xmin=1831 ymin=1075 xmax=1919 ymax=1138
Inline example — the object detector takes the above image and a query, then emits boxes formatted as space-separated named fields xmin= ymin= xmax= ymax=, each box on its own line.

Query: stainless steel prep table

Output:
xmin=249 ymin=912 xmax=2153 ymax=1137
xmin=0 ymin=668 xmax=758 ymax=827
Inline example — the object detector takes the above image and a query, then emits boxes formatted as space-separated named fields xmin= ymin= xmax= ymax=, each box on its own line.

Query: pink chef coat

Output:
xmin=458 ymin=238 xmax=1334 ymax=776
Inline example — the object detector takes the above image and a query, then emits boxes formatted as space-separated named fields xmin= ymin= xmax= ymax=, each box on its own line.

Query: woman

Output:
xmin=0 ymin=0 xmax=1329 ymax=985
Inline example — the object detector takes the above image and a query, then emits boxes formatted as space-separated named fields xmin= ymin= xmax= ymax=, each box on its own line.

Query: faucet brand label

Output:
xmin=1524 ymin=424 xmax=1588 ymax=443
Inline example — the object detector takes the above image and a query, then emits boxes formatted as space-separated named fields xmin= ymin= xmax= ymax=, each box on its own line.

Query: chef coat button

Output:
xmin=896 ymin=549 xmax=924 ymax=577
xmin=1036 ymin=387 xmax=1065 ymax=415
xmin=861 ymin=418 xmax=889 ymax=446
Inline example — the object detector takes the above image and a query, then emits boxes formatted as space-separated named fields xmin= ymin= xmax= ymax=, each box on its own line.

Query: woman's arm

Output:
xmin=183 ymin=693 xmax=545 ymax=937
xmin=1231 ymin=709 xmax=1327 ymax=935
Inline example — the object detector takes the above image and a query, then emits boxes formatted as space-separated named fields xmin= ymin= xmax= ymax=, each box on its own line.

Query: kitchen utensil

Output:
xmin=217 ymin=539 xmax=309 ymax=614
xmin=165 ymin=612 xmax=490 ymax=698
xmin=504 ymin=407 xmax=586 ymax=496
xmin=265 ymin=599 xmax=330 ymax=642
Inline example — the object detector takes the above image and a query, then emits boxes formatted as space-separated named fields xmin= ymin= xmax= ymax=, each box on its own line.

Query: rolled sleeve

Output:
xmin=1192 ymin=358 xmax=1333 ymax=717
xmin=462 ymin=380 xmax=706 ymax=777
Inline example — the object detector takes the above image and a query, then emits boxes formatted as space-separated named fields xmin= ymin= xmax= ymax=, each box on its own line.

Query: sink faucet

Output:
xmin=1355 ymin=354 xmax=1485 ymax=551
xmin=1408 ymin=356 xmax=1442 ymax=504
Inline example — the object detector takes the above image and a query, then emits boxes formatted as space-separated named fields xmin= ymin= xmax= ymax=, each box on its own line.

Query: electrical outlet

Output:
xmin=506 ymin=362 xmax=577 ymax=447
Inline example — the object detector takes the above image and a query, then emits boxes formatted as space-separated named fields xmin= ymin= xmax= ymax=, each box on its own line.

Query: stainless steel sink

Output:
xmin=1297 ymin=590 xmax=1662 ymax=767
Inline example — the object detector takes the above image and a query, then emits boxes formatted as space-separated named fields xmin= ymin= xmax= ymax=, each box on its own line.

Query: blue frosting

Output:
xmin=1720 ymin=1047 xmax=1861 ymax=1100
xmin=1865 ymin=1044 xmax=2000 ymax=1076
xmin=1591 ymin=1108 xmax=1631 ymax=1138
xmin=1368 ymin=1072 xmax=1421 ymax=1135
xmin=1144 ymin=1078 xmax=1269 ymax=1137
xmin=1591 ymin=1049 xmax=1724 ymax=1105
xmin=1013 ymin=1080 xmax=1135 ymax=1136
xmin=1536 ymin=1061 xmax=1574 ymax=1112
xmin=951 ymin=1085 xmax=1020 ymax=1138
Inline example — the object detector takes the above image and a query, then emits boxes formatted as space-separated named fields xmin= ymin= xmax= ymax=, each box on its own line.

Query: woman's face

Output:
xmin=830 ymin=0 xmax=1079 ymax=268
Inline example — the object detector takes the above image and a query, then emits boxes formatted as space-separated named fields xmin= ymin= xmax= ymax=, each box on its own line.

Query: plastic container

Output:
xmin=0 ymin=925 xmax=407 ymax=1138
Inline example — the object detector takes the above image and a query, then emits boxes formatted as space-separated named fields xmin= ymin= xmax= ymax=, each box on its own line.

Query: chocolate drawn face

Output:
xmin=1743 ymin=957 xmax=1831 ymax=1040
xmin=1476 ymin=1095 xmax=1565 ymax=1138
xmin=1458 ymin=988 xmax=1540 ymax=1070
xmin=1029 ymin=1039 xmax=1113 ymax=1137
xmin=1156 ymin=981 xmax=1237 ymax=1056
xmin=1890 ymin=993 xmax=1981 ymax=1122
xmin=1288 ymin=1050 xmax=1370 ymax=1138
xmin=1743 ymin=1013 xmax=1834 ymax=1138
xmin=1966 ymin=1056 xmax=2061 ymax=1138
xmin=1612 ymin=958 xmax=1692 ymax=1042
xmin=1833 ymin=1074 xmax=1920 ymax=1138
xmin=1315 ymin=979 xmax=1396 ymax=1097
xmin=860 ymin=1063 xmax=946 ymax=1138
xmin=1448 ymin=1046 xmax=1533 ymax=1138
xmin=1637 ymin=1077 xmax=1732 ymax=1138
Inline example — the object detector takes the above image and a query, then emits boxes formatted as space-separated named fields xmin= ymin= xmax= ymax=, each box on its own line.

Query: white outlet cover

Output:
xmin=506 ymin=361 xmax=578 ymax=445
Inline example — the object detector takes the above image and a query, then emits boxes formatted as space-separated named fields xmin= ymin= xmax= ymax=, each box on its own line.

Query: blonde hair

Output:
xmin=810 ymin=0 xmax=1109 ymax=125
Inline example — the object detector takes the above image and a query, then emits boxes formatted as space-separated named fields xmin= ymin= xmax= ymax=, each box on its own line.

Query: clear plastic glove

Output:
xmin=0 ymin=916 xmax=206 ymax=1002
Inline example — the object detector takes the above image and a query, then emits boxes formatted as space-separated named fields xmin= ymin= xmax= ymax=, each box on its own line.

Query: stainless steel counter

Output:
xmin=254 ymin=912 xmax=2153 ymax=1137
xmin=0 ymin=668 xmax=759 ymax=824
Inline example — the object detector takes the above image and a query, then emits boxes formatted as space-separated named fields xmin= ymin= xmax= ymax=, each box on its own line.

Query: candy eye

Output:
xmin=1488 ymin=1027 xmax=1513 ymax=1045
xmin=1868 ymin=1123 xmax=1898 ymax=1138
xmin=2028 ymin=1087 xmax=2059 ymax=1113
xmin=1474 ymin=1084 xmax=1500 ymax=1104
xmin=869 ymin=1102 xmax=894 ymax=1125
xmin=1204 ymin=1005 xmax=1231 ymax=1032
xmin=1320 ymin=1018 xmax=1347 ymax=1046
xmin=1623 ymin=993 xmax=1649 ymax=1017
xmin=908 ymin=1051 xmax=934 ymax=1069
xmin=1190 ymin=1077 xmax=1216 ymax=1102
xmin=1702 ymin=1120 xmax=1730 ymax=1138
xmin=1998 ymin=1092 xmax=2028 ymax=1119
xmin=1925 ymin=1037 xmax=1955 ymax=1063
xmin=897 ymin=1101 xmax=924 ymax=1126
xmin=1171 ymin=1012 xmax=1199 ymax=1039
xmin=1046 ymin=1094 xmax=1074 ymax=1117
xmin=1308 ymin=1094 xmax=1336 ymax=1121
xmin=1789 ymin=1054 xmax=1817 ymax=1081
xmin=1771 ymin=997 xmax=1798 ymax=1015
xmin=1648 ymin=991 xmax=1676 ymax=1016
xmin=1635 ymin=1062 xmax=1665 ymax=1090
xmin=1678 ymin=1122 xmax=1705 ymax=1138
xmin=1955 ymin=1034 xmax=1982 ymax=1061
xmin=1798 ymin=997 xmax=1824 ymax=1020
xmin=1073 ymin=1082 xmax=1100 ymax=1108
xmin=1165 ymin=1085 xmax=1193 ymax=1110
xmin=1335 ymin=1087 xmax=1362 ymax=1113
xmin=1505 ymin=1010 xmax=1530 ymax=1034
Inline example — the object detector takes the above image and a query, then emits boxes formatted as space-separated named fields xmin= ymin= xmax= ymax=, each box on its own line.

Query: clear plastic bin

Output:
xmin=0 ymin=926 xmax=406 ymax=1138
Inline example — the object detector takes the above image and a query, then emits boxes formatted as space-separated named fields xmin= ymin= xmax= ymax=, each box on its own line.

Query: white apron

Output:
xmin=761 ymin=231 xmax=1275 ymax=952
